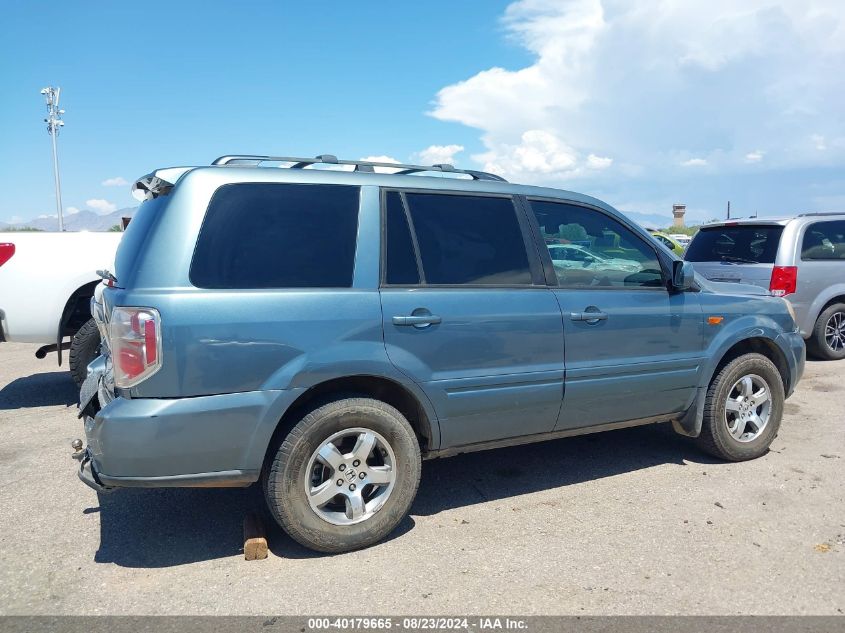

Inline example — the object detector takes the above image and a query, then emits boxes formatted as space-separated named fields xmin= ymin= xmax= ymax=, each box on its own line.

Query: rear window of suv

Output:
xmin=685 ymin=225 xmax=784 ymax=264
xmin=191 ymin=183 xmax=360 ymax=289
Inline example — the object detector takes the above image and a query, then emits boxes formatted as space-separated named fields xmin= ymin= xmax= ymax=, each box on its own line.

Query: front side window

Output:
xmin=191 ymin=183 xmax=360 ymax=289
xmin=528 ymin=200 xmax=664 ymax=288
xmin=802 ymin=221 xmax=845 ymax=261
xmin=396 ymin=192 xmax=532 ymax=286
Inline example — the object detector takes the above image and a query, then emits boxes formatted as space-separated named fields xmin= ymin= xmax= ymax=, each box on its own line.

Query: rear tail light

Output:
xmin=769 ymin=265 xmax=797 ymax=297
xmin=109 ymin=307 xmax=162 ymax=388
xmin=0 ymin=243 xmax=14 ymax=267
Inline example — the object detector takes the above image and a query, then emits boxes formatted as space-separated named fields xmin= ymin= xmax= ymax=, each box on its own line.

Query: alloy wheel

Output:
xmin=304 ymin=428 xmax=397 ymax=526
xmin=724 ymin=374 xmax=772 ymax=443
xmin=825 ymin=311 xmax=845 ymax=352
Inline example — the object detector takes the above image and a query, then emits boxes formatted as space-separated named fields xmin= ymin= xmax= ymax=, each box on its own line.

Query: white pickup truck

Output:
xmin=0 ymin=231 xmax=122 ymax=385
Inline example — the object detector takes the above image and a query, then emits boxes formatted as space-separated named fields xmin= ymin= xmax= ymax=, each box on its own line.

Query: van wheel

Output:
xmin=263 ymin=397 xmax=421 ymax=553
xmin=695 ymin=353 xmax=784 ymax=461
xmin=69 ymin=319 xmax=101 ymax=387
xmin=807 ymin=303 xmax=845 ymax=361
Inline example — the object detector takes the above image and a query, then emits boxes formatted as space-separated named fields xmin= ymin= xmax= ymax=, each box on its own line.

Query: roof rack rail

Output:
xmin=211 ymin=154 xmax=507 ymax=182
xmin=796 ymin=212 xmax=845 ymax=218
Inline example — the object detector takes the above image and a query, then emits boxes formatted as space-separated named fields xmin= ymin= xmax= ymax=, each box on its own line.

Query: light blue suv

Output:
xmin=77 ymin=154 xmax=805 ymax=553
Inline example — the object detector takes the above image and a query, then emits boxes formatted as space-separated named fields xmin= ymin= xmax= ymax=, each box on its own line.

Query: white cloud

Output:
xmin=681 ymin=158 xmax=708 ymax=167
xmin=430 ymin=0 xmax=845 ymax=183
xmin=101 ymin=177 xmax=129 ymax=187
xmin=359 ymin=155 xmax=401 ymax=173
xmin=85 ymin=199 xmax=117 ymax=214
xmin=360 ymin=155 xmax=399 ymax=164
xmin=745 ymin=150 xmax=764 ymax=163
xmin=413 ymin=144 xmax=465 ymax=166
xmin=66 ymin=206 xmax=80 ymax=215
xmin=586 ymin=153 xmax=613 ymax=169
xmin=476 ymin=130 xmax=578 ymax=181
xmin=811 ymin=134 xmax=827 ymax=150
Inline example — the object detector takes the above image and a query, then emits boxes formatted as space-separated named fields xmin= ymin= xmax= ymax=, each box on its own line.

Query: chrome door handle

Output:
xmin=570 ymin=311 xmax=608 ymax=323
xmin=392 ymin=314 xmax=442 ymax=327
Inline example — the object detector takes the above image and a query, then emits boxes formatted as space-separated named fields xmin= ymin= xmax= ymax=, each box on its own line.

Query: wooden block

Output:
xmin=243 ymin=512 xmax=268 ymax=561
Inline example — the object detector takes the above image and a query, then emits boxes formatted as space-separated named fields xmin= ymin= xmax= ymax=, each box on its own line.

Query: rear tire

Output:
xmin=807 ymin=303 xmax=845 ymax=361
xmin=263 ymin=397 xmax=421 ymax=553
xmin=695 ymin=353 xmax=784 ymax=461
xmin=69 ymin=318 xmax=101 ymax=387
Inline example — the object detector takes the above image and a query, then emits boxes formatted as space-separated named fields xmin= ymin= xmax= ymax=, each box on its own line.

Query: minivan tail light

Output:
xmin=109 ymin=307 xmax=162 ymax=388
xmin=769 ymin=265 xmax=797 ymax=297
xmin=0 ymin=243 xmax=14 ymax=267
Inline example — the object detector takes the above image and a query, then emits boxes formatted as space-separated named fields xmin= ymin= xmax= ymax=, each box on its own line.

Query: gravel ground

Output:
xmin=0 ymin=342 xmax=842 ymax=615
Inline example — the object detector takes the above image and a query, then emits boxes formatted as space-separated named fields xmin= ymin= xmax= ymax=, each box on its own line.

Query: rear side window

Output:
xmin=191 ymin=183 xmax=360 ymax=289
xmin=402 ymin=193 xmax=532 ymax=285
xmin=384 ymin=191 xmax=421 ymax=285
xmin=685 ymin=225 xmax=783 ymax=264
xmin=802 ymin=221 xmax=845 ymax=260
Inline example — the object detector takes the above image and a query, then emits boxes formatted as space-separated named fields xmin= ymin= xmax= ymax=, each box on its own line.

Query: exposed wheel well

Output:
xmin=60 ymin=280 xmax=100 ymax=337
xmin=266 ymin=375 xmax=434 ymax=460
xmin=713 ymin=337 xmax=790 ymax=392
xmin=819 ymin=295 xmax=845 ymax=315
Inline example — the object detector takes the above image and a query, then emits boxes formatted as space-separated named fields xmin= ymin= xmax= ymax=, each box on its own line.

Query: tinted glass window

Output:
xmin=685 ymin=225 xmax=783 ymax=264
xmin=191 ymin=183 xmax=359 ymax=289
xmin=405 ymin=193 xmax=531 ymax=285
xmin=528 ymin=200 xmax=664 ymax=288
xmin=802 ymin=221 xmax=845 ymax=260
xmin=384 ymin=191 xmax=421 ymax=284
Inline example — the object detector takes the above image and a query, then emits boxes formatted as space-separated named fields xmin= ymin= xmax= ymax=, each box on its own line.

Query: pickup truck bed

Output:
xmin=0 ymin=231 xmax=121 ymax=374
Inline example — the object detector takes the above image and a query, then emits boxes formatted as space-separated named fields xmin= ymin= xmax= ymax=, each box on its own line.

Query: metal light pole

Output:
xmin=40 ymin=86 xmax=65 ymax=231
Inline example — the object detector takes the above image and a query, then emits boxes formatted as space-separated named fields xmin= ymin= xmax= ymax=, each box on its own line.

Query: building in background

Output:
xmin=673 ymin=203 xmax=686 ymax=228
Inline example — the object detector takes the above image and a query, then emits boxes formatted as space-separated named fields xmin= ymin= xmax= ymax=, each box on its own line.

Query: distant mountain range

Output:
xmin=0 ymin=207 xmax=137 ymax=232
xmin=0 ymin=206 xmax=698 ymax=233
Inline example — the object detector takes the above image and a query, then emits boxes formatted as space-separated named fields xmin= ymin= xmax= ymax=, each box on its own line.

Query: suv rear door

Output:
xmin=379 ymin=190 xmax=564 ymax=449
xmin=684 ymin=224 xmax=785 ymax=290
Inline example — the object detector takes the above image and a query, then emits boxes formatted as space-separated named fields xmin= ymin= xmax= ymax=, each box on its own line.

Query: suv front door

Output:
xmin=526 ymin=199 xmax=705 ymax=430
xmin=379 ymin=190 xmax=565 ymax=449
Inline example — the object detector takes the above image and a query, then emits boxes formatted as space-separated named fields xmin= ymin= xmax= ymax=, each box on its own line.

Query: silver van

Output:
xmin=685 ymin=214 xmax=845 ymax=359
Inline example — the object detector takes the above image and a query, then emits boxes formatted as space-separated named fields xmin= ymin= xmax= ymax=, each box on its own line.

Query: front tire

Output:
xmin=263 ymin=397 xmax=421 ymax=553
xmin=807 ymin=303 xmax=845 ymax=361
xmin=69 ymin=318 xmax=101 ymax=387
xmin=695 ymin=353 xmax=784 ymax=461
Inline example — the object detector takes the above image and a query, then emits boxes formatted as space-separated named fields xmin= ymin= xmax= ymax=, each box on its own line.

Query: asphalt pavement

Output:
xmin=0 ymin=342 xmax=842 ymax=615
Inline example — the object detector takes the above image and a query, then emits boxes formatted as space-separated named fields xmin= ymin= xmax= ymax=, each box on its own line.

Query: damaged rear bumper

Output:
xmin=77 ymin=447 xmax=114 ymax=494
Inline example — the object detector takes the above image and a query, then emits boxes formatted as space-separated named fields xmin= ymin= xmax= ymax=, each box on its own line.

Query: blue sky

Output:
xmin=1 ymin=0 xmax=844 ymax=226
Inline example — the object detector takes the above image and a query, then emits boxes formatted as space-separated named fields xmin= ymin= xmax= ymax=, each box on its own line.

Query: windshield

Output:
xmin=685 ymin=225 xmax=783 ymax=264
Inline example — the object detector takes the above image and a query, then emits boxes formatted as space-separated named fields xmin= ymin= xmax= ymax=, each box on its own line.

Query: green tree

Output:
xmin=557 ymin=223 xmax=588 ymax=242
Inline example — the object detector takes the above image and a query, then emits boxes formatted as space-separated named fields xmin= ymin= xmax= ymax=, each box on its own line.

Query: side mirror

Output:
xmin=671 ymin=260 xmax=694 ymax=291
